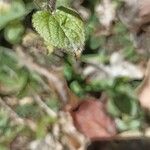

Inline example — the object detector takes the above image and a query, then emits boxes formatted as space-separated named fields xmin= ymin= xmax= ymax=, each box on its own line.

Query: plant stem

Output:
xmin=48 ymin=0 xmax=56 ymax=12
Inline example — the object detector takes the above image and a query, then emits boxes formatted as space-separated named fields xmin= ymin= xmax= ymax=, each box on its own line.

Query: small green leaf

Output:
xmin=0 ymin=0 xmax=26 ymax=30
xmin=32 ymin=6 xmax=85 ymax=55
xmin=4 ymin=22 xmax=25 ymax=44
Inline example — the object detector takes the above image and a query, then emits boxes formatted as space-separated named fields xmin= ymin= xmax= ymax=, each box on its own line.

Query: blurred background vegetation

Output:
xmin=0 ymin=0 xmax=149 ymax=149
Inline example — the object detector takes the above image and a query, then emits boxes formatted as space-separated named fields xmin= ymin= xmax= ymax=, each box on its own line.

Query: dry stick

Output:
xmin=82 ymin=61 xmax=109 ymax=76
xmin=0 ymin=97 xmax=36 ymax=131
xmin=33 ymin=95 xmax=57 ymax=118
xmin=16 ymin=47 xmax=68 ymax=104
xmin=48 ymin=0 xmax=56 ymax=12
xmin=16 ymin=47 xmax=79 ymax=112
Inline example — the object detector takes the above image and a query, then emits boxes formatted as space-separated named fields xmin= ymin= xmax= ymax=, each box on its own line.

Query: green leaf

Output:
xmin=116 ymin=118 xmax=141 ymax=131
xmin=32 ymin=6 xmax=85 ymax=54
xmin=107 ymin=98 xmax=121 ymax=117
xmin=4 ymin=22 xmax=25 ymax=44
xmin=0 ymin=0 xmax=26 ymax=30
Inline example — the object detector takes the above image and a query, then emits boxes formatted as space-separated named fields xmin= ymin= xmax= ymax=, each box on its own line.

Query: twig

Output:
xmin=33 ymin=95 xmax=57 ymax=118
xmin=16 ymin=46 xmax=79 ymax=111
xmin=82 ymin=60 xmax=109 ymax=76
xmin=48 ymin=0 xmax=56 ymax=12
xmin=16 ymin=46 xmax=68 ymax=104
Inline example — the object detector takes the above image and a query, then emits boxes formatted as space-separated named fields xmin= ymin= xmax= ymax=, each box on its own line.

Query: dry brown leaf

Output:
xmin=119 ymin=0 xmax=141 ymax=32
xmin=71 ymin=99 xmax=116 ymax=140
xmin=138 ymin=60 xmax=150 ymax=110
xmin=119 ymin=0 xmax=150 ymax=53
xmin=139 ymin=0 xmax=150 ymax=24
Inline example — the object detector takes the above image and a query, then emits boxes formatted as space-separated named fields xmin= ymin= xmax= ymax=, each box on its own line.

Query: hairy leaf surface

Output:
xmin=32 ymin=7 xmax=85 ymax=54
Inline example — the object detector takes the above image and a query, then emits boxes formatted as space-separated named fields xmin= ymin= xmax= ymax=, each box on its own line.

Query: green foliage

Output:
xmin=15 ymin=103 xmax=40 ymax=118
xmin=64 ymin=58 xmax=142 ymax=131
xmin=0 ymin=47 xmax=47 ymax=97
xmin=32 ymin=6 xmax=85 ymax=54
xmin=0 ymin=0 xmax=34 ymax=45
xmin=89 ymin=77 xmax=142 ymax=131
xmin=0 ymin=110 xmax=10 ymax=137
xmin=4 ymin=22 xmax=25 ymax=44
xmin=56 ymin=0 xmax=72 ymax=7
xmin=46 ymin=98 xmax=60 ymax=112
xmin=0 ymin=47 xmax=28 ymax=95
xmin=0 ymin=0 xmax=26 ymax=30
xmin=0 ymin=0 xmax=147 ymax=147
xmin=63 ymin=58 xmax=86 ymax=97
xmin=36 ymin=116 xmax=57 ymax=138
xmin=0 ymin=109 xmax=23 ymax=144
xmin=116 ymin=118 xmax=141 ymax=131
xmin=0 ymin=145 xmax=8 ymax=150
